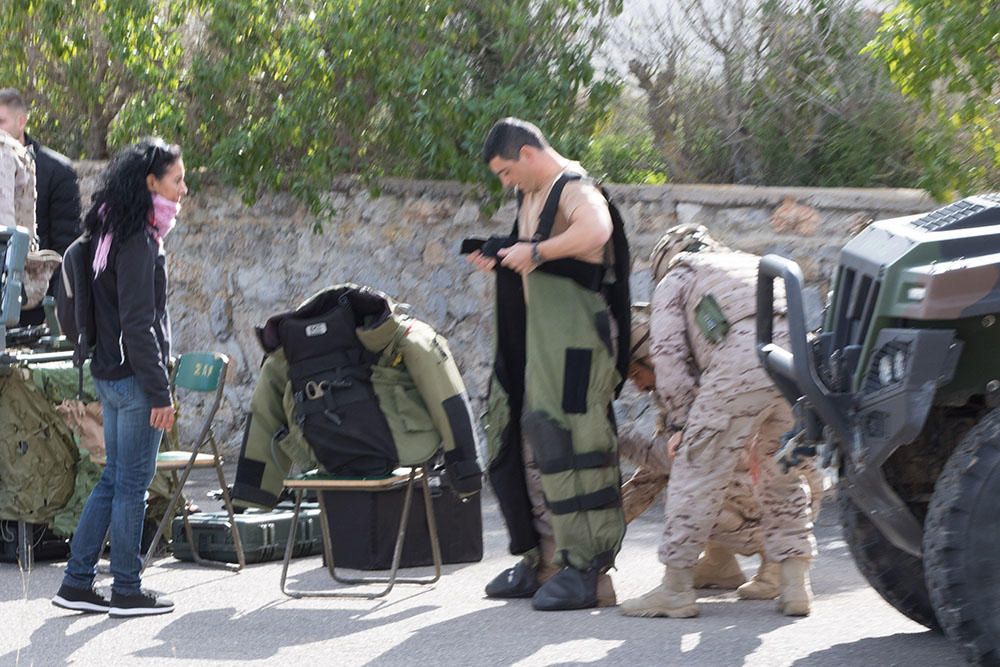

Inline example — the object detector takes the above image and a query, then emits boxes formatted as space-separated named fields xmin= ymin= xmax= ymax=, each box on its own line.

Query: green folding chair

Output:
xmin=141 ymin=352 xmax=246 ymax=572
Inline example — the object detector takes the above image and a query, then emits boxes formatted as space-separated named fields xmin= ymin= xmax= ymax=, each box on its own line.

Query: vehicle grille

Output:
xmin=831 ymin=265 xmax=881 ymax=351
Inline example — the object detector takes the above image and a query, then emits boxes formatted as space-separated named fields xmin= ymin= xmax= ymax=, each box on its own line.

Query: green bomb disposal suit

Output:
xmin=481 ymin=173 xmax=632 ymax=573
xmin=232 ymin=284 xmax=481 ymax=509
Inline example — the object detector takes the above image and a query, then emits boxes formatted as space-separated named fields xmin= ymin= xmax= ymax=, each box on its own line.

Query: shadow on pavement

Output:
xmin=3 ymin=602 xmax=438 ymax=665
xmin=2 ymin=612 xmax=127 ymax=666
xmin=791 ymin=631 xmax=961 ymax=666
xmin=133 ymin=604 xmax=439 ymax=661
xmin=369 ymin=595 xmax=800 ymax=666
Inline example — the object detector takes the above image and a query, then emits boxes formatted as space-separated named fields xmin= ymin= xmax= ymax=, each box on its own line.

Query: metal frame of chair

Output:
xmin=279 ymin=466 xmax=442 ymax=599
xmin=141 ymin=352 xmax=246 ymax=572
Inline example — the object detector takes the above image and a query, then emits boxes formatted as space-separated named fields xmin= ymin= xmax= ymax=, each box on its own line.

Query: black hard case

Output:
xmin=0 ymin=521 xmax=69 ymax=563
xmin=321 ymin=476 xmax=483 ymax=570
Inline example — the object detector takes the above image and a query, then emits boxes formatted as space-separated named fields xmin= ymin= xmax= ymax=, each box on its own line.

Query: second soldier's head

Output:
xmin=627 ymin=302 xmax=656 ymax=392
xmin=650 ymin=224 xmax=720 ymax=284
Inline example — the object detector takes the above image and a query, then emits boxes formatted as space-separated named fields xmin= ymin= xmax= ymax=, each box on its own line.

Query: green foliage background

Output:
xmin=1 ymin=0 xmax=622 ymax=206
xmin=865 ymin=0 xmax=1000 ymax=197
xmin=2 ymin=0 xmax=999 ymax=202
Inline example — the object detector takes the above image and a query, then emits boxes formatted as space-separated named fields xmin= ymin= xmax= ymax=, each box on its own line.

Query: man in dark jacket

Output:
xmin=0 ymin=88 xmax=82 ymax=325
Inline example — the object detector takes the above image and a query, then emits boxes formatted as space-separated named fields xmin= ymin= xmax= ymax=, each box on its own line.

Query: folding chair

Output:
xmin=279 ymin=465 xmax=442 ymax=599
xmin=141 ymin=352 xmax=246 ymax=572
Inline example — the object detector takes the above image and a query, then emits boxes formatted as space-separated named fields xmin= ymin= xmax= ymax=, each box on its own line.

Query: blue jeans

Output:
xmin=63 ymin=376 xmax=163 ymax=595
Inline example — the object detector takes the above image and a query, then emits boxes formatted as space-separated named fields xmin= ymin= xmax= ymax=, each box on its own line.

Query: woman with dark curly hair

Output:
xmin=52 ymin=137 xmax=186 ymax=618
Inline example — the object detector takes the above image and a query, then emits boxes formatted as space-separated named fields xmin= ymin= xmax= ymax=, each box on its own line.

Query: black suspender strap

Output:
xmin=545 ymin=485 xmax=622 ymax=516
xmin=532 ymin=172 xmax=583 ymax=242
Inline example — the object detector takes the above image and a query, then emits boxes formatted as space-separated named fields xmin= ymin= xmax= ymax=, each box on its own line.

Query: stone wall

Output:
xmin=75 ymin=162 xmax=935 ymax=451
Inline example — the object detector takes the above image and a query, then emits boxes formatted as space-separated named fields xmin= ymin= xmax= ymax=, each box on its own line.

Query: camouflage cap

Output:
xmin=630 ymin=301 xmax=652 ymax=362
xmin=650 ymin=224 xmax=717 ymax=284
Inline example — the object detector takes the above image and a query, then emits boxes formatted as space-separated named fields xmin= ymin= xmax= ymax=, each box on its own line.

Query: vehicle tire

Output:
xmin=839 ymin=492 xmax=939 ymax=630
xmin=924 ymin=407 xmax=1000 ymax=666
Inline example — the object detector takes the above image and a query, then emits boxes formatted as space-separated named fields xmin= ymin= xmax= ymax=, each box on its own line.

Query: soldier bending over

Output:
xmin=620 ymin=225 xmax=818 ymax=619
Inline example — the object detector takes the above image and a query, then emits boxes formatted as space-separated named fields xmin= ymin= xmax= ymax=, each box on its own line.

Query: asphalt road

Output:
xmin=1 ymin=470 xmax=963 ymax=666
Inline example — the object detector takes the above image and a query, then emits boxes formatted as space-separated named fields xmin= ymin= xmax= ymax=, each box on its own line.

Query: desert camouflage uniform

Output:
xmin=618 ymin=400 xmax=764 ymax=556
xmin=652 ymin=249 xmax=817 ymax=568
xmin=0 ymin=129 xmax=36 ymax=240
xmin=1 ymin=130 xmax=60 ymax=309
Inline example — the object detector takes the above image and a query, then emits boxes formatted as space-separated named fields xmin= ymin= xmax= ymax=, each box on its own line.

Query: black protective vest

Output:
xmin=264 ymin=291 xmax=396 ymax=476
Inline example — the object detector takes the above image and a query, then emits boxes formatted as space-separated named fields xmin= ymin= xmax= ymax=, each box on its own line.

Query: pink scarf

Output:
xmin=93 ymin=194 xmax=180 ymax=275
xmin=150 ymin=193 xmax=180 ymax=243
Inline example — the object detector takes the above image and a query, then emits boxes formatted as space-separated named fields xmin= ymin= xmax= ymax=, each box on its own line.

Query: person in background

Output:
xmin=0 ymin=127 xmax=35 ymax=234
xmin=620 ymin=302 xmax=822 ymax=601
xmin=0 ymin=88 xmax=82 ymax=325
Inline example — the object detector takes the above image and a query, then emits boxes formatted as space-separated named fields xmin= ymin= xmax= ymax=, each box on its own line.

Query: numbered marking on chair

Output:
xmin=193 ymin=362 xmax=217 ymax=379
xmin=176 ymin=354 xmax=228 ymax=393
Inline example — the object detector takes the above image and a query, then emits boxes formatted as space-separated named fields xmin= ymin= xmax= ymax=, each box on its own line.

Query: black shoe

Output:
xmin=52 ymin=583 xmax=111 ymax=613
xmin=485 ymin=560 xmax=540 ymax=599
xmin=532 ymin=566 xmax=598 ymax=611
xmin=108 ymin=589 xmax=175 ymax=618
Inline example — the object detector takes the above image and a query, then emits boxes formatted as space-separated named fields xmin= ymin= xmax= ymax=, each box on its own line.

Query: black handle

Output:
xmin=756 ymin=254 xmax=852 ymax=445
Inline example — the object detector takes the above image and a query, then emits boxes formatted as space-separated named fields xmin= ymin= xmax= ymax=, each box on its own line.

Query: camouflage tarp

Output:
xmin=30 ymin=359 xmax=97 ymax=404
xmin=48 ymin=449 xmax=101 ymax=537
xmin=1 ymin=359 xmax=180 ymax=536
xmin=0 ymin=367 xmax=78 ymax=523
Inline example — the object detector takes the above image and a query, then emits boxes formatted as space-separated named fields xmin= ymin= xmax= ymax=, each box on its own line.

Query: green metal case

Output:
xmin=171 ymin=504 xmax=323 ymax=564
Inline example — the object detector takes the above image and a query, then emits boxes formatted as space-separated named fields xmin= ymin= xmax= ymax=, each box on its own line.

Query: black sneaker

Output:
xmin=52 ymin=583 xmax=111 ymax=613
xmin=108 ymin=590 xmax=175 ymax=618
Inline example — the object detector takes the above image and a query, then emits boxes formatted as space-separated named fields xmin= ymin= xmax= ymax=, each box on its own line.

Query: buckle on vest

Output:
xmin=305 ymin=377 xmax=353 ymax=400
xmin=304 ymin=380 xmax=328 ymax=400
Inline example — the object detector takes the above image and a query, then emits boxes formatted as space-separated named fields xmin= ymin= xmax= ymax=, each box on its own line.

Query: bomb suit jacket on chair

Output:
xmin=232 ymin=284 xmax=482 ymax=510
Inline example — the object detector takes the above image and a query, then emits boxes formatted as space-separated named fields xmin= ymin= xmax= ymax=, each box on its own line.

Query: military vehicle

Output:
xmin=757 ymin=194 xmax=1000 ymax=665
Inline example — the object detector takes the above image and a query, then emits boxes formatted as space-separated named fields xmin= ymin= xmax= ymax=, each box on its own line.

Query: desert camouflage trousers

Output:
xmin=619 ymin=422 xmax=764 ymax=556
xmin=660 ymin=383 xmax=817 ymax=568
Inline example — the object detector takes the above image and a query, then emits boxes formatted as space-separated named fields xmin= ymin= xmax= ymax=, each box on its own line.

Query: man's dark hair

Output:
xmin=481 ymin=117 xmax=548 ymax=164
xmin=0 ymin=89 xmax=27 ymax=113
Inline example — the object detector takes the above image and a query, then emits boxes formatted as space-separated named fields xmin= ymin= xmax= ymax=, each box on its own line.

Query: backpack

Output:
xmin=55 ymin=234 xmax=95 ymax=366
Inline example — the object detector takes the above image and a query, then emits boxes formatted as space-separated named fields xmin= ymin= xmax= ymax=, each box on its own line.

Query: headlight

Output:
xmin=878 ymin=355 xmax=894 ymax=386
xmin=893 ymin=349 xmax=906 ymax=381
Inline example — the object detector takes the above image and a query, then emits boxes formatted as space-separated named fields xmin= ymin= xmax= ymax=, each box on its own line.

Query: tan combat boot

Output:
xmin=621 ymin=467 xmax=669 ymax=524
xmin=777 ymin=557 xmax=812 ymax=616
xmin=692 ymin=542 xmax=747 ymax=589
xmin=736 ymin=557 xmax=781 ymax=600
xmin=620 ymin=566 xmax=698 ymax=618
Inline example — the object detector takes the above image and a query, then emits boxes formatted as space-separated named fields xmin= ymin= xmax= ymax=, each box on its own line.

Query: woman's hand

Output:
xmin=150 ymin=406 xmax=175 ymax=431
